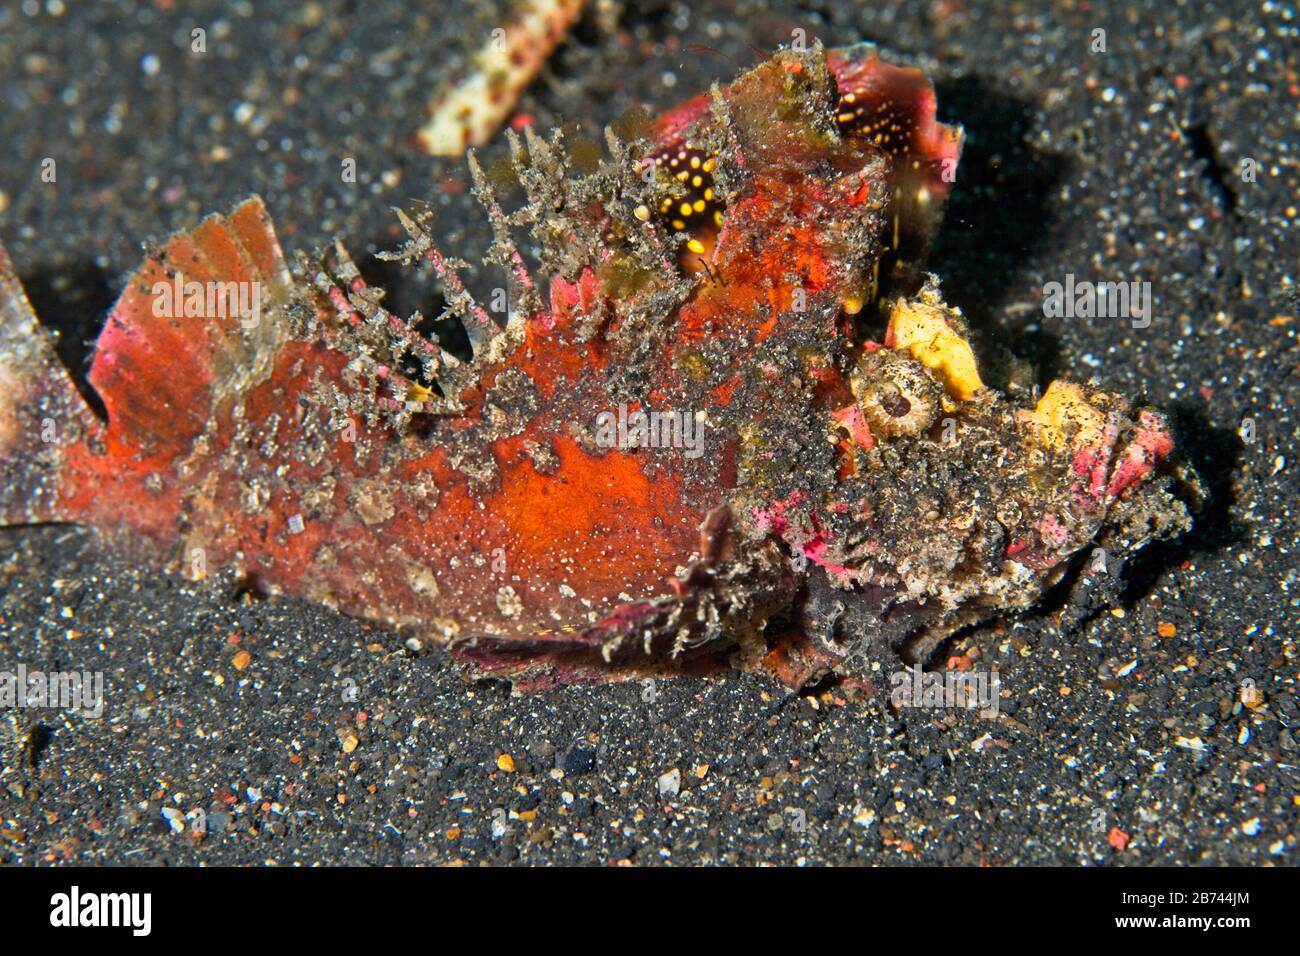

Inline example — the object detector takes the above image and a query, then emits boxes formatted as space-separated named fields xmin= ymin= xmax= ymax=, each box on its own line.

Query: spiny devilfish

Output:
xmin=0 ymin=45 xmax=1190 ymax=692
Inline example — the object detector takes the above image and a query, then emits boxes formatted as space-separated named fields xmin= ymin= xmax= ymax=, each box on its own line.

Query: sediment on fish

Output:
xmin=0 ymin=44 xmax=1192 ymax=694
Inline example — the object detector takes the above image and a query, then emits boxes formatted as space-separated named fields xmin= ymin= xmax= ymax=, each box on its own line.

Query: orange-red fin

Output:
xmin=827 ymin=43 xmax=964 ymax=260
xmin=86 ymin=195 xmax=295 ymax=466
xmin=3 ymin=197 xmax=297 ymax=539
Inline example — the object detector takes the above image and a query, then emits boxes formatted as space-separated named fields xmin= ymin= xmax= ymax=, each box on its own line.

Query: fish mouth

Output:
xmin=447 ymin=536 xmax=990 ymax=695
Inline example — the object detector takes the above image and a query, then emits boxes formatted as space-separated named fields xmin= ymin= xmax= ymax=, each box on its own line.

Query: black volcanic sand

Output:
xmin=0 ymin=0 xmax=1296 ymax=865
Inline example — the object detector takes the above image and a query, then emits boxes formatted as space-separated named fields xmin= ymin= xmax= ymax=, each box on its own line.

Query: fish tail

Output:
xmin=0 ymin=241 xmax=103 ymax=526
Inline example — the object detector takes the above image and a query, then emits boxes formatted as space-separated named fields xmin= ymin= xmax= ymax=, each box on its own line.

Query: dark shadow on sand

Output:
xmin=19 ymin=259 xmax=114 ymax=421
xmin=1120 ymin=403 xmax=1246 ymax=605
xmin=929 ymin=75 xmax=1072 ymax=390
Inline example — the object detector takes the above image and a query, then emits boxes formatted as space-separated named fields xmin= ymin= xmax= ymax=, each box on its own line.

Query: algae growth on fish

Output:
xmin=0 ymin=44 xmax=1191 ymax=692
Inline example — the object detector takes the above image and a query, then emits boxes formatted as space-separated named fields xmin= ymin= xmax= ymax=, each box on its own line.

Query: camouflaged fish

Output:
xmin=0 ymin=45 xmax=1190 ymax=692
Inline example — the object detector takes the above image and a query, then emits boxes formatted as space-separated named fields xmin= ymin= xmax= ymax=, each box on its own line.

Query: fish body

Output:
xmin=0 ymin=46 xmax=1188 ymax=691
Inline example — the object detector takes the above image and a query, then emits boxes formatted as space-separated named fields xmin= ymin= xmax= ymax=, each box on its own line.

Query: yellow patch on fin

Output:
xmin=884 ymin=285 xmax=984 ymax=401
xmin=1017 ymin=381 xmax=1106 ymax=453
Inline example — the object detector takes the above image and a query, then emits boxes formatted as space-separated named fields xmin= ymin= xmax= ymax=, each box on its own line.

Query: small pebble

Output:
xmin=657 ymin=768 xmax=681 ymax=797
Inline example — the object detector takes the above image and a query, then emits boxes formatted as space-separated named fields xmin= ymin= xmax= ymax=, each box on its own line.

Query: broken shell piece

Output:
xmin=416 ymin=0 xmax=588 ymax=156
